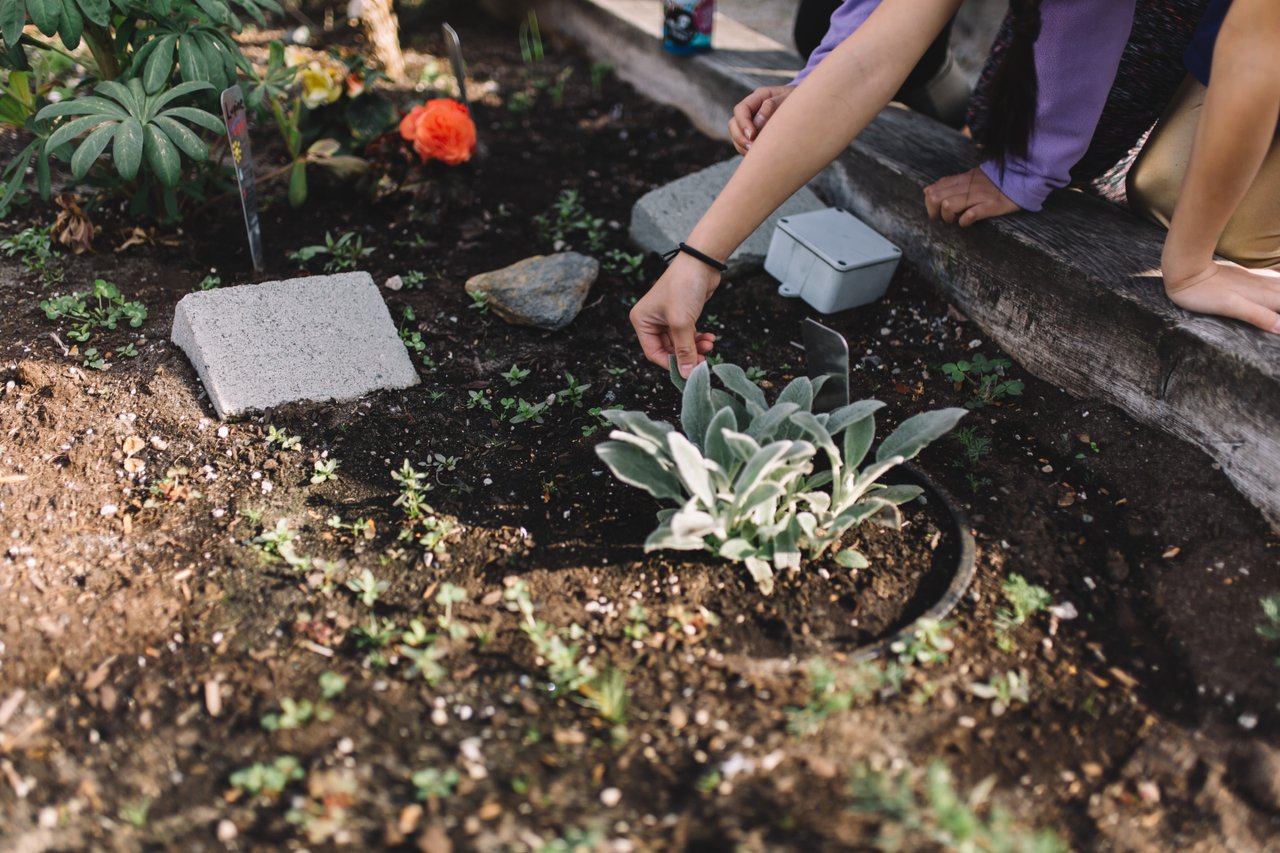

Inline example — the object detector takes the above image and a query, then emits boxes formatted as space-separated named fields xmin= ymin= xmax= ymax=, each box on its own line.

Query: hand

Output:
xmin=1163 ymin=258 xmax=1280 ymax=334
xmin=728 ymin=85 xmax=796 ymax=155
xmin=630 ymin=254 xmax=720 ymax=377
xmin=923 ymin=167 xmax=1021 ymax=226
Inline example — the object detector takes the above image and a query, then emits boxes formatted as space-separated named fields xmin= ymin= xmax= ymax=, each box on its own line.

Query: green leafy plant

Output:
xmin=940 ymin=353 xmax=1024 ymax=409
xmin=557 ymin=372 xmax=590 ymax=407
xmin=311 ymin=458 xmax=339 ymax=484
xmin=261 ymin=696 xmax=331 ymax=731
xmin=596 ymin=360 xmax=966 ymax=593
xmin=229 ymin=756 xmax=304 ymax=799
xmin=1 ymin=224 xmax=63 ymax=286
xmin=318 ymin=671 xmax=347 ymax=699
xmin=968 ymin=669 xmax=1030 ymax=717
xmin=501 ymin=363 xmax=530 ymax=386
xmin=995 ymin=574 xmax=1051 ymax=652
xmin=289 ymin=230 xmax=373 ymax=273
xmin=265 ymin=425 xmax=301 ymax=451
xmin=603 ymin=248 xmax=644 ymax=285
xmin=40 ymin=278 xmax=146 ymax=343
xmin=346 ymin=568 xmax=388 ymax=608
xmin=467 ymin=289 xmax=490 ymax=313
xmin=196 ymin=273 xmax=221 ymax=291
xmin=412 ymin=767 xmax=460 ymax=801
xmin=849 ymin=759 xmax=1067 ymax=853
xmin=533 ymin=189 xmax=605 ymax=252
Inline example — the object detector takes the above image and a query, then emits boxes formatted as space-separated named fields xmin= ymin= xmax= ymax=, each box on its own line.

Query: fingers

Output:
xmin=668 ymin=319 xmax=701 ymax=378
xmin=958 ymin=201 xmax=1003 ymax=227
xmin=923 ymin=173 xmax=966 ymax=220
xmin=1225 ymin=294 xmax=1280 ymax=333
xmin=728 ymin=86 xmax=793 ymax=152
xmin=633 ymin=314 xmax=674 ymax=369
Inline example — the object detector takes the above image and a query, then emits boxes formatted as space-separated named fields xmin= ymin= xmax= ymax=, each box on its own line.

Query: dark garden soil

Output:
xmin=1 ymin=7 xmax=1279 ymax=852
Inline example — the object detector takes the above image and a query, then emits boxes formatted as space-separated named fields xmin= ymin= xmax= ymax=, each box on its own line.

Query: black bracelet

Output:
xmin=661 ymin=242 xmax=728 ymax=273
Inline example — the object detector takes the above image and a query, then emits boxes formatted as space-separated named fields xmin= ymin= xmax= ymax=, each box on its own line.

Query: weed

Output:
xmin=623 ymin=604 xmax=651 ymax=641
xmin=995 ymin=574 xmax=1051 ymax=652
xmin=603 ymin=248 xmax=645 ymax=285
xmin=353 ymin=616 xmax=398 ymax=652
xmin=557 ymin=372 xmax=591 ymax=407
xmin=82 ymin=347 xmax=106 ymax=370
xmin=261 ymin=697 xmax=331 ymax=731
xmin=518 ymin=10 xmax=544 ymax=64
xmin=119 ymin=797 xmax=151 ymax=829
xmin=265 ymin=426 xmax=301 ymax=451
xmin=849 ymin=759 xmax=1067 ymax=852
xmin=786 ymin=660 xmax=868 ymax=735
xmin=534 ymin=189 xmax=606 ymax=252
xmin=544 ymin=828 xmax=606 ymax=853
xmin=229 ymin=756 xmax=305 ymax=798
xmin=402 ymin=270 xmax=427 ymax=289
xmin=318 ymin=671 xmax=347 ymax=699
xmin=510 ymin=398 xmax=549 ymax=424
xmin=581 ymin=404 xmax=623 ymax=437
xmin=467 ymin=289 xmax=490 ymax=313
xmin=952 ymin=426 xmax=992 ymax=467
xmin=400 ymin=306 xmax=427 ymax=354
xmin=412 ymin=767 xmax=460 ymax=801
xmin=696 ymin=770 xmax=722 ymax=794
xmin=579 ymin=665 xmax=630 ymax=724
xmin=346 ymin=569 xmax=389 ymax=608
xmin=289 ymin=231 xmax=374 ymax=273
xmin=541 ymin=66 xmax=573 ymax=108
xmin=590 ymin=62 xmax=614 ymax=96
xmin=1 ymin=225 xmax=63 ymax=287
xmin=502 ymin=364 xmax=531 ymax=386
xmin=252 ymin=518 xmax=306 ymax=569
xmin=941 ymin=354 xmax=1024 ymax=409
xmin=196 ymin=273 xmax=221 ymax=291
xmin=968 ymin=669 xmax=1030 ymax=716
xmin=40 ymin=279 xmax=146 ymax=343
xmin=392 ymin=460 xmax=432 ymax=521
xmin=467 ymin=390 xmax=493 ymax=411
xmin=744 ymin=366 xmax=767 ymax=382
xmin=311 ymin=458 xmax=340 ymax=484
xmin=605 ymin=365 xmax=628 ymax=377
xmin=400 ymin=639 xmax=448 ymax=685
xmin=435 ymin=582 xmax=468 ymax=638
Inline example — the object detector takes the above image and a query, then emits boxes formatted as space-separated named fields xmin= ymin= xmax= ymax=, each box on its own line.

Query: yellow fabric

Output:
xmin=1127 ymin=75 xmax=1280 ymax=268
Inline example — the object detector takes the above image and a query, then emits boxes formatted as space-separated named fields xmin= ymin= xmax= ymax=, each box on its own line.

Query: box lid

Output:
xmin=775 ymin=207 xmax=901 ymax=272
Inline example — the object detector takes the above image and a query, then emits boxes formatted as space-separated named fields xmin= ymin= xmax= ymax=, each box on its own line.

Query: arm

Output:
xmin=925 ymin=0 xmax=1136 ymax=224
xmin=730 ymin=0 xmax=882 ymax=152
xmin=1162 ymin=0 xmax=1280 ymax=334
xmin=634 ymin=0 xmax=963 ymax=375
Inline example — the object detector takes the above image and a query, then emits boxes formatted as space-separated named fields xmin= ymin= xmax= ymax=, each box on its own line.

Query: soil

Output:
xmin=2 ymin=7 xmax=1279 ymax=852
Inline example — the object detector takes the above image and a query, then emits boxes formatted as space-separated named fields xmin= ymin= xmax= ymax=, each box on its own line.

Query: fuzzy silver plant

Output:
xmin=595 ymin=360 xmax=966 ymax=594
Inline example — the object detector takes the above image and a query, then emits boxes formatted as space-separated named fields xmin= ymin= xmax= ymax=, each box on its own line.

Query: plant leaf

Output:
xmin=596 ymin=441 xmax=684 ymax=502
xmin=843 ymin=414 xmax=876 ymax=470
xmin=744 ymin=401 xmax=799 ymax=443
xmin=667 ymin=432 xmax=713 ymax=508
xmin=69 ymin=122 xmax=115 ymax=178
xmin=112 ymin=116 xmax=144 ymax=180
xmin=776 ymin=376 xmax=815 ymax=412
xmin=143 ymin=122 xmax=180 ymax=186
xmin=711 ymin=362 xmax=767 ymax=413
xmin=702 ymin=406 xmax=737 ymax=471
xmin=143 ymin=34 xmax=177 ymax=94
xmin=743 ymin=556 xmax=774 ymax=595
xmin=680 ymin=361 xmax=713 ymax=452
xmin=826 ymin=399 xmax=885 ymax=436
xmin=875 ymin=408 xmax=967 ymax=463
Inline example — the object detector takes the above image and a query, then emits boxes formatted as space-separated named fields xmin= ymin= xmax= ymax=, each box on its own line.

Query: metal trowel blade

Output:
xmin=802 ymin=318 xmax=850 ymax=412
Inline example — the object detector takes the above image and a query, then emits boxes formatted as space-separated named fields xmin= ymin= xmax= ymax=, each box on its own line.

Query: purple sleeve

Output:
xmin=790 ymin=0 xmax=882 ymax=84
xmin=980 ymin=0 xmax=1137 ymax=211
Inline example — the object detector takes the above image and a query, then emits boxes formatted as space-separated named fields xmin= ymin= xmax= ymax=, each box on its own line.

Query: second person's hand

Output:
xmin=729 ymin=85 xmax=796 ymax=155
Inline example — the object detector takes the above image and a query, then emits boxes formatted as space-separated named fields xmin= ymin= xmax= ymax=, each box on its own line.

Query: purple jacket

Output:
xmin=792 ymin=0 xmax=1137 ymax=211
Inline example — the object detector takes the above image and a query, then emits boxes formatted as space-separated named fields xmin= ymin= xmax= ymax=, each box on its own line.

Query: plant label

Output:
xmin=802 ymin=318 xmax=850 ymax=412
xmin=441 ymin=24 xmax=468 ymax=109
xmin=220 ymin=85 xmax=264 ymax=273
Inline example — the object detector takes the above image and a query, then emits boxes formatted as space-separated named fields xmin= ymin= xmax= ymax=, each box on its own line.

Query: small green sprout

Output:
xmin=467 ymin=289 xmax=490 ymax=313
xmin=318 ymin=671 xmax=347 ymax=699
xmin=82 ymin=347 xmax=106 ymax=370
xmin=311 ymin=458 xmax=340 ymax=484
xmin=265 ymin=426 xmax=301 ymax=451
xmin=412 ymin=767 xmax=460 ymax=801
xmin=995 ymin=574 xmax=1052 ymax=652
xmin=501 ymin=364 xmax=531 ymax=386
xmin=289 ymin=230 xmax=374 ymax=273
xmin=229 ymin=756 xmax=305 ymax=798
xmin=347 ymin=569 xmax=389 ymax=608
xmin=196 ymin=274 xmax=221 ymax=291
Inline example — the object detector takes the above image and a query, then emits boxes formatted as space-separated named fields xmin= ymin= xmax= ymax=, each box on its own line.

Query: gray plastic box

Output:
xmin=764 ymin=207 xmax=902 ymax=313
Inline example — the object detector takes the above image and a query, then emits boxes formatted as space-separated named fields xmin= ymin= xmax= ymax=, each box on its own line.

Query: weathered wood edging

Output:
xmin=536 ymin=0 xmax=1280 ymax=529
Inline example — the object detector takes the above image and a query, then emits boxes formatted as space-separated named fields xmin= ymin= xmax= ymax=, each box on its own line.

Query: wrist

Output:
xmin=1162 ymin=245 xmax=1217 ymax=294
xmin=666 ymin=252 xmax=722 ymax=297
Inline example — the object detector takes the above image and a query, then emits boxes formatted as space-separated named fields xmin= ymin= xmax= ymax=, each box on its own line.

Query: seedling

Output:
xmin=229 ymin=756 xmax=305 ymax=798
xmin=311 ymin=458 xmax=340 ymax=484
xmin=605 ymin=365 xmax=628 ymax=377
xmin=995 ymin=574 xmax=1051 ymax=652
xmin=467 ymin=390 xmax=493 ymax=411
xmin=196 ymin=274 xmax=221 ymax=291
xmin=603 ymin=248 xmax=644 ymax=285
xmin=392 ymin=459 xmax=432 ymax=521
xmin=518 ymin=9 xmax=545 ymax=63
xmin=849 ymin=759 xmax=1067 ymax=852
xmin=940 ymin=353 xmax=1024 ymax=409
xmin=400 ymin=640 xmax=448 ymax=685
xmin=533 ymin=189 xmax=606 ymax=252
xmin=501 ymin=364 xmax=531 ymax=386
xmin=119 ymin=798 xmax=151 ymax=829
xmin=579 ymin=664 xmax=629 ymax=724
xmin=968 ymin=669 xmax=1030 ymax=716
xmin=510 ymin=398 xmax=549 ymax=424
xmin=467 ymin=289 xmax=490 ymax=313
xmin=265 ymin=425 xmax=301 ymax=451
xmin=353 ymin=616 xmax=398 ymax=652
xmin=435 ymin=582 xmax=468 ymax=638
xmin=82 ymin=347 xmax=106 ymax=370
xmin=252 ymin=518 xmax=306 ymax=568
xmin=952 ymin=426 xmax=991 ymax=467
xmin=623 ymin=604 xmax=651 ymax=641
xmin=695 ymin=770 xmax=722 ymax=794
xmin=318 ymin=671 xmax=347 ymax=699
xmin=590 ymin=62 xmax=613 ymax=96
xmin=744 ymin=366 xmax=767 ymax=382
xmin=1 ymin=225 xmax=63 ymax=287
xmin=261 ymin=697 xmax=331 ymax=731
xmin=412 ymin=767 xmax=460 ymax=801
xmin=786 ymin=660 xmax=869 ymax=735
xmin=557 ymin=372 xmax=591 ymax=407
xmin=346 ymin=569 xmax=389 ymax=608
xmin=402 ymin=270 xmax=427 ymax=289
xmin=40 ymin=279 xmax=147 ymax=343
xmin=581 ymin=404 xmax=623 ymax=437
xmin=596 ymin=360 xmax=966 ymax=593
xmin=288 ymin=230 xmax=374 ymax=273
xmin=1259 ymin=594 xmax=1280 ymax=666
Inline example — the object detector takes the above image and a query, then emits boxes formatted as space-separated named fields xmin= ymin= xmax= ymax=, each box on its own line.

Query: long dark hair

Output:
xmin=976 ymin=0 xmax=1043 ymax=167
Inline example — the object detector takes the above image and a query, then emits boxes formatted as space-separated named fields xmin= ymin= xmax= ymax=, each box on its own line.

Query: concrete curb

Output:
xmin=537 ymin=0 xmax=1280 ymax=529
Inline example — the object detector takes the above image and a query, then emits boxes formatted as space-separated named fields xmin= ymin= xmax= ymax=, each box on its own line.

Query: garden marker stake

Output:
xmin=802 ymin=318 xmax=850 ymax=412
xmin=441 ymin=24 xmax=469 ymax=110
xmin=220 ymin=86 xmax=264 ymax=273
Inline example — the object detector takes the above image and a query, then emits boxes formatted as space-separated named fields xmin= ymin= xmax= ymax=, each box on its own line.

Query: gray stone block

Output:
xmin=171 ymin=272 xmax=419 ymax=419
xmin=629 ymin=157 xmax=824 ymax=274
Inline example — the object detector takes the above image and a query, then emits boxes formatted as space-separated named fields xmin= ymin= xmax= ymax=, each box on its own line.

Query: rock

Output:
xmin=629 ymin=157 xmax=824 ymax=275
xmin=170 ymin=272 xmax=419 ymax=419
xmin=465 ymin=253 xmax=598 ymax=331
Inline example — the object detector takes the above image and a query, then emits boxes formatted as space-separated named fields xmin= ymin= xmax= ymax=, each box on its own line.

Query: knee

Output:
xmin=1126 ymin=153 xmax=1178 ymax=227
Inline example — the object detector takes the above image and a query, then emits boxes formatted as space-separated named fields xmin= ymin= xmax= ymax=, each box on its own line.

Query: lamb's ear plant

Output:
xmin=595 ymin=359 xmax=965 ymax=594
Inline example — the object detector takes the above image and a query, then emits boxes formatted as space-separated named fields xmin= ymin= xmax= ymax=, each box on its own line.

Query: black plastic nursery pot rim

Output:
xmin=722 ymin=463 xmax=977 ymax=678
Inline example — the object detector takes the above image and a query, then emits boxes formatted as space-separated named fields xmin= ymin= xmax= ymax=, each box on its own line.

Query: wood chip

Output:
xmin=122 ymin=435 xmax=145 ymax=456
xmin=1108 ymin=667 xmax=1139 ymax=689
xmin=1161 ymin=546 xmax=1180 ymax=559
xmin=0 ymin=474 xmax=28 ymax=485
xmin=476 ymin=801 xmax=502 ymax=820
xmin=0 ymin=690 xmax=26 ymax=729
xmin=553 ymin=728 xmax=586 ymax=746
xmin=83 ymin=657 xmax=116 ymax=692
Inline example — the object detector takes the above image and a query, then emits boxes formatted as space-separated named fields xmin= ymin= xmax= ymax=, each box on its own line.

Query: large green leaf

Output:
xmin=602 ymin=409 xmax=673 ymax=448
xmin=143 ymin=122 xmax=179 ymax=186
xmin=843 ymin=414 xmax=876 ymax=471
xmin=595 ymin=441 xmax=684 ymax=502
xmin=56 ymin=0 xmax=81 ymax=48
xmin=875 ymin=408 xmax=967 ymax=464
xmin=744 ymin=401 xmax=799 ymax=443
xmin=711 ymin=363 xmax=767 ymax=414
xmin=73 ymin=0 xmax=107 ymax=26
xmin=176 ymin=34 xmax=209 ymax=85
xmin=26 ymin=0 xmax=58 ymax=36
xmin=1 ymin=0 xmax=26 ymax=48
xmin=826 ymin=399 xmax=885 ymax=437
xmin=142 ymin=34 xmax=177 ymax=94
xmin=69 ymin=122 xmax=114 ymax=177
xmin=702 ymin=406 xmax=737 ymax=472
xmin=680 ymin=361 xmax=713 ymax=452
xmin=112 ymin=116 xmax=144 ymax=179
xmin=153 ymin=115 xmax=206 ymax=160
xmin=667 ymin=432 xmax=713 ymax=508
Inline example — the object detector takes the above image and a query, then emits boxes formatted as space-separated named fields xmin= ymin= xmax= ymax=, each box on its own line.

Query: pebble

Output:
xmin=600 ymin=787 xmax=622 ymax=807
xmin=431 ymin=708 xmax=448 ymax=726
xmin=384 ymin=275 xmax=403 ymax=291
xmin=216 ymin=820 xmax=238 ymax=842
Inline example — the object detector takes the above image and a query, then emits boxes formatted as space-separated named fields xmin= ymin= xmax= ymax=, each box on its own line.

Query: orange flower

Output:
xmin=400 ymin=99 xmax=476 ymax=166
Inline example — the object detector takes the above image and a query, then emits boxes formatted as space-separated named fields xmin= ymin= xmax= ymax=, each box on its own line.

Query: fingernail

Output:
xmin=1272 ymin=318 xmax=1280 ymax=334
xmin=753 ymin=114 xmax=766 ymax=128
xmin=744 ymin=142 xmax=751 ymax=151
xmin=679 ymin=363 xmax=693 ymax=378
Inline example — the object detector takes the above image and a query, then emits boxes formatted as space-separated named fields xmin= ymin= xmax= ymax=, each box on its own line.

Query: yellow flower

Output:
xmin=299 ymin=60 xmax=344 ymax=109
